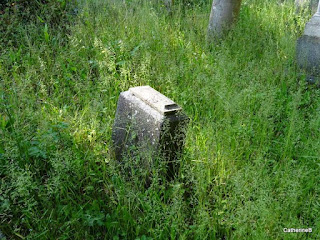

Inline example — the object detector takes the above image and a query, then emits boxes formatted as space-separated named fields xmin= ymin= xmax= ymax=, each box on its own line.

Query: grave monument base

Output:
xmin=296 ymin=12 xmax=320 ymax=86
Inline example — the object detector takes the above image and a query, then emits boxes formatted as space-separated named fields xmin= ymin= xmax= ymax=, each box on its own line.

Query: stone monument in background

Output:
xmin=296 ymin=0 xmax=320 ymax=85
xmin=207 ymin=0 xmax=242 ymax=41
xmin=295 ymin=0 xmax=318 ymax=13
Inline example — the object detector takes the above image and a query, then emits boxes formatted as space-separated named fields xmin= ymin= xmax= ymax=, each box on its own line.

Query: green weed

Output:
xmin=0 ymin=0 xmax=319 ymax=239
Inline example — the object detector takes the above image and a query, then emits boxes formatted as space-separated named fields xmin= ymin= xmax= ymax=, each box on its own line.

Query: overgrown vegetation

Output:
xmin=1 ymin=0 xmax=320 ymax=239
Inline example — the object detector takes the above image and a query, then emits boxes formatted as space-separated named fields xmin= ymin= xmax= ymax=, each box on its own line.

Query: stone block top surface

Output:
xmin=304 ymin=15 xmax=320 ymax=38
xmin=129 ymin=86 xmax=181 ymax=115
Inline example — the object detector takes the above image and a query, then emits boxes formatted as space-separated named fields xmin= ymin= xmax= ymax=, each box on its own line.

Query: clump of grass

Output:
xmin=1 ymin=0 xmax=320 ymax=239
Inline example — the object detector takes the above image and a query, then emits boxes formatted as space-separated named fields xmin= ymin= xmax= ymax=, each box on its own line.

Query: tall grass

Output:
xmin=1 ymin=0 xmax=320 ymax=239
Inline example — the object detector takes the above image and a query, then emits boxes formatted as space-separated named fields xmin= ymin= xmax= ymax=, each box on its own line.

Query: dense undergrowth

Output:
xmin=1 ymin=0 xmax=320 ymax=239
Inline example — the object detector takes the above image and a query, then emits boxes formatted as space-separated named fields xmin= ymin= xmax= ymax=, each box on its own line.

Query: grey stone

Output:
xmin=163 ymin=0 xmax=172 ymax=10
xmin=303 ymin=14 xmax=320 ymax=38
xmin=112 ymin=86 xmax=189 ymax=179
xmin=207 ymin=0 xmax=242 ymax=41
xmin=295 ymin=0 xmax=318 ymax=13
xmin=296 ymin=14 xmax=320 ymax=85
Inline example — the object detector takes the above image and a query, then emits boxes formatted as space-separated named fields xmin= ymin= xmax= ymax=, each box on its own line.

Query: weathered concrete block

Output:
xmin=295 ymin=0 xmax=318 ymax=13
xmin=297 ymin=35 xmax=320 ymax=73
xmin=296 ymin=14 xmax=320 ymax=85
xmin=112 ymin=86 xmax=189 ymax=179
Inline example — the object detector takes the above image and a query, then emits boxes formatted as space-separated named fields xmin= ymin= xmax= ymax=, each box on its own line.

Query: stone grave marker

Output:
xmin=207 ymin=0 xmax=242 ymax=41
xmin=112 ymin=86 xmax=189 ymax=179
xmin=296 ymin=0 xmax=320 ymax=85
xmin=295 ymin=0 xmax=318 ymax=13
